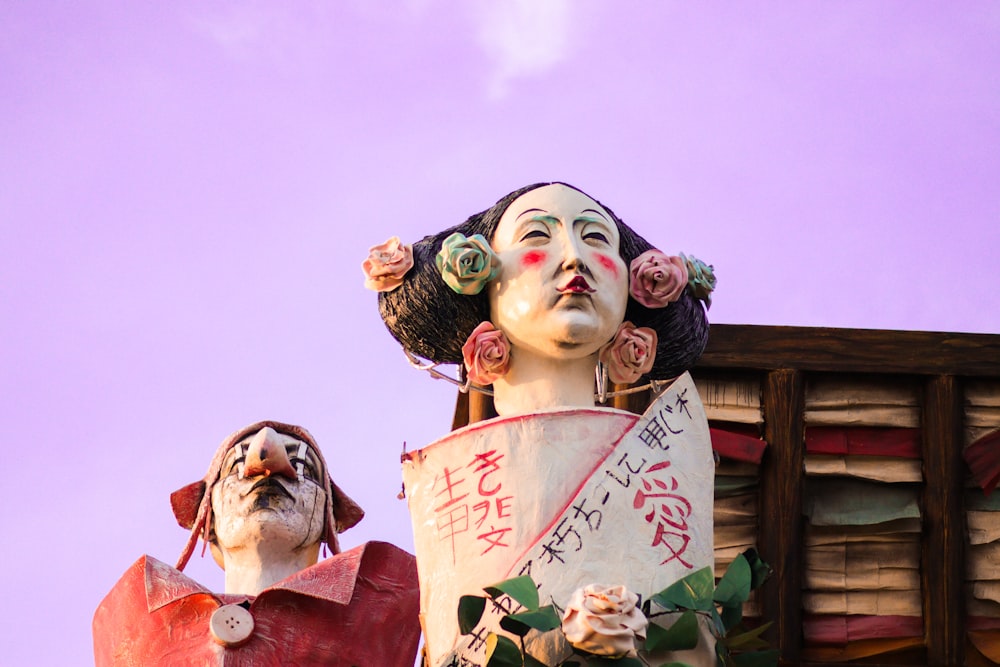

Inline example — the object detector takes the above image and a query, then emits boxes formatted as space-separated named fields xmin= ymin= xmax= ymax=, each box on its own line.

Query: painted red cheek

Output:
xmin=521 ymin=250 xmax=547 ymax=269
xmin=596 ymin=253 xmax=620 ymax=278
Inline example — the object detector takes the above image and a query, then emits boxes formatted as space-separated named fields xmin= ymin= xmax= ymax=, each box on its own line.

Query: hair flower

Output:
xmin=628 ymin=249 xmax=689 ymax=308
xmin=561 ymin=584 xmax=648 ymax=658
xmin=362 ymin=236 xmax=414 ymax=293
xmin=461 ymin=321 xmax=510 ymax=385
xmin=435 ymin=233 xmax=499 ymax=295
xmin=600 ymin=322 xmax=657 ymax=385
xmin=681 ymin=252 xmax=716 ymax=308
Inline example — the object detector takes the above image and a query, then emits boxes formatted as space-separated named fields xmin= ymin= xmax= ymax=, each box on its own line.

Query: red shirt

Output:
xmin=93 ymin=541 xmax=420 ymax=667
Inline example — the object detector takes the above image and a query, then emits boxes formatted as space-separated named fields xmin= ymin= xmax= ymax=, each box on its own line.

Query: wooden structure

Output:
xmin=453 ymin=324 xmax=1000 ymax=666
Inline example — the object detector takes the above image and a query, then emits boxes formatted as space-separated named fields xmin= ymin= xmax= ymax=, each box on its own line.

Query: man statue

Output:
xmin=93 ymin=420 xmax=421 ymax=666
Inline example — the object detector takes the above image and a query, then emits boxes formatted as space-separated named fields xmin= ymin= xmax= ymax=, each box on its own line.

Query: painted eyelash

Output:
xmin=520 ymin=229 xmax=549 ymax=242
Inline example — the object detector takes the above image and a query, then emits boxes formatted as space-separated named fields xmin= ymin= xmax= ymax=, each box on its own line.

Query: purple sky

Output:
xmin=2 ymin=3 xmax=998 ymax=664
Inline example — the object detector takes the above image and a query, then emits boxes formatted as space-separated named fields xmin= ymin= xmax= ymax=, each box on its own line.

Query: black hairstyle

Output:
xmin=377 ymin=182 xmax=709 ymax=381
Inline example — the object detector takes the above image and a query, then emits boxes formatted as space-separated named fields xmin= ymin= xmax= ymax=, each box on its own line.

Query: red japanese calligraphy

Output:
xmin=470 ymin=450 xmax=504 ymax=496
xmin=432 ymin=467 xmax=471 ymax=563
xmin=632 ymin=460 xmax=694 ymax=569
xmin=433 ymin=451 xmax=515 ymax=559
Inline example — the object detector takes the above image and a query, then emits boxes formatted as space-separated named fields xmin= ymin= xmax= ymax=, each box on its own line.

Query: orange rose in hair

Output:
xmin=362 ymin=236 xmax=414 ymax=292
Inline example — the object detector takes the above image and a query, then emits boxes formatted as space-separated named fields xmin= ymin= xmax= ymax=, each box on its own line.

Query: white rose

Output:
xmin=560 ymin=584 xmax=648 ymax=657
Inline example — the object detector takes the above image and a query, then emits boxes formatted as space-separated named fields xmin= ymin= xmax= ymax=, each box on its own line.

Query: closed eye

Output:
xmin=519 ymin=228 xmax=550 ymax=242
xmin=583 ymin=230 xmax=610 ymax=244
xmin=291 ymin=457 xmax=320 ymax=482
xmin=223 ymin=455 xmax=246 ymax=477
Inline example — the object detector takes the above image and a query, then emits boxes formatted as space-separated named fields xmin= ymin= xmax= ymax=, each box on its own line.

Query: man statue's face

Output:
xmin=210 ymin=427 xmax=326 ymax=556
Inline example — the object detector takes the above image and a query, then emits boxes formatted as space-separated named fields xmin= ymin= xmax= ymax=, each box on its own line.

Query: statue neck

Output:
xmin=220 ymin=542 xmax=319 ymax=595
xmin=491 ymin=350 xmax=598 ymax=416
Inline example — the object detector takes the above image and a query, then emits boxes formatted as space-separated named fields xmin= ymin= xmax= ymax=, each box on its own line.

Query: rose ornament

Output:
xmin=435 ymin=232 xmax=500 ymax=295
xmin=461 ymin=321 xmax=511 ymax=385
xmin=629 ymin=249 xmax=688 ymax=308
xmin=600 ymin=322 xmax=658 ymax=385
xmin=560 ymin=584 xmax=648 ymax=658
xmin=681 ymin=252 xmax=717 ymax=308
xmin=362 ymin=236 xmax=414 ymax=293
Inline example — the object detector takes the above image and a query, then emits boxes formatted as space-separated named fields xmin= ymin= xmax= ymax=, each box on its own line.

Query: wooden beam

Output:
xmin=759 ymin=369 xmax=805 ymax=661
xmin=451 ymin=391 xmax=471 ymax=430
xmin=468 ymin=390 xmax=496 ymax=425
xmin=610 ymin=383 xmax=651 ymax=415
xmin=452 ymin=390 xmax=498 ymax=429
xmin=699 ymin=324 xmax=1000 ymax=376
xmin=921 ymin=375 xmax=965 ymax=665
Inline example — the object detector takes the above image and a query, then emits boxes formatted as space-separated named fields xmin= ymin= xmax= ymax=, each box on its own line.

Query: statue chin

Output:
xmin=215 ymin=509 xmax=323 ymax=554
xmin=504 ymin=315 xmax=615 ymax=362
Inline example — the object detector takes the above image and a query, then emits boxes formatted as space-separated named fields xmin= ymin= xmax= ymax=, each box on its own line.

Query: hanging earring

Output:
xmin=458 ymin=364 xmax=471 ymax=393
xmin=595 ymin=360 xmax=609 ymax=404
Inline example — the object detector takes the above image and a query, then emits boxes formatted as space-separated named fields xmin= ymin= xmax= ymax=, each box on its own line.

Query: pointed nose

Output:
xmin=562 ymin=238 xmax=587 ymax=271
xmin=242 ymin=427 xmax=297 ymax=479
xmin=560 ymin=232 xmax=588 ymax=272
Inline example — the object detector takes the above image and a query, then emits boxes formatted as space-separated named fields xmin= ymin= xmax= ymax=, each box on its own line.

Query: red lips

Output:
xmin=559 ymin=276 xmax=595 ymax=294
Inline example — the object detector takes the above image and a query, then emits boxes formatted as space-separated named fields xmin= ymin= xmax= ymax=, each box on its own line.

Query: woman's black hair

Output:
xmin=377 ymin=182 xmax=709 ymax=381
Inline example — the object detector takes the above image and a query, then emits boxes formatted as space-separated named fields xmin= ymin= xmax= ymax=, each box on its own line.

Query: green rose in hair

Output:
xmin=436 ymin=232 xmax=500 ymax=295
xmin=681 ymin=252 xmax=717 ymax=308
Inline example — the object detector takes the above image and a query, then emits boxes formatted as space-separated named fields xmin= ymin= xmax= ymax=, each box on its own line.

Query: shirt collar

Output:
xmin=144 ymin=555 xmax=222 ymax=612
xmin=142 ymin=546 xmax=366 ymax=611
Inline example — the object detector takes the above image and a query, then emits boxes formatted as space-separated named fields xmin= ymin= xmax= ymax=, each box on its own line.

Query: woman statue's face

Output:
xmin=489 ymin=184 xmax=629 ymax=361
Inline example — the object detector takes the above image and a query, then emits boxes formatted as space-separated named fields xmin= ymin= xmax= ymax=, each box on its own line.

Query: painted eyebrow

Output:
xmin=580 ymin=208 xmax=611 ymax=222
xmin=514 ymin=207 xmax=548 ymax=222
xmin=524 ymin=214 xmax=560 ymax=226
xmin=573 ymin=215 xmax=617 ymax=238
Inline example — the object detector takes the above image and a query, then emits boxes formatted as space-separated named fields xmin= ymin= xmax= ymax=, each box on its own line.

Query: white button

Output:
xmin=210 ymin=604 xmax=254 ymax=647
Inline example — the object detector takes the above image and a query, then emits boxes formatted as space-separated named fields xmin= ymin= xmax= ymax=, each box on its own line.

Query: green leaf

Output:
xmin=741 ymin=549 xmax=772 ymax=590
xmin=715 ymin=637 xmax=729 ymax=666
xmin=714 ymin=554 xmax=751 ymax=607
xmin=732 ymin=649 xmax=780 ymax=667
xmin=730 ymin=636 xmax=769 ymax=651
xmin=499 ymin=615 xmax=530 ymax=637
xmin=485 ymin=633 xmax=523 ymax=667
xmin=523 ymin=654 xmax=547 ymax=667
xmin=485 ymin=575 xmax=540 ymax=611
xmin=587 ymin=658 xmax=643 ymax=667
xmin=719 ymin=603 xmax=743 ymax=633
xmin=724 ymin=622 xmax=772 ymax=650
xmin=651 ymin=567 xmax=715 ymax=611
xmin=458 ymin=595 xmax=486 ymax=635
xmin=709 ymin=607 xmax=727 ymax=637
xmin=508 ymin=606 xmax=562 ymax=632
xmin=645 ymin=610 xmax=700 ymax=651
xmin=645 ymin=621 xmax=670 ymax=650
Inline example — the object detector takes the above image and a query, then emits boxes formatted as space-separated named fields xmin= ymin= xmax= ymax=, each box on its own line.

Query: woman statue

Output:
xmin=372 ymin=182 xmax=712 ymax=416
xmin=365 ymin=183 xmax=717 ymax=666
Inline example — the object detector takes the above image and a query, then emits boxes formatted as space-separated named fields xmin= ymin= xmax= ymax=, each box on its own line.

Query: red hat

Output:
xmin=170 ymin=420 xmax=365 ymax=571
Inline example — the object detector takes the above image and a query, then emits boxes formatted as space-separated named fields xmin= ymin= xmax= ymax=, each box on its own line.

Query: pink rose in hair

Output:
xmin=599 ymin=322 xmax=657 ymax=385
xmin=461 ymin=321 xmax=511 ymax=385
xmin=362 ymin=236 xmax=414 ymax=292
xmin=628 ymin=249 xmax=688 ymax=308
